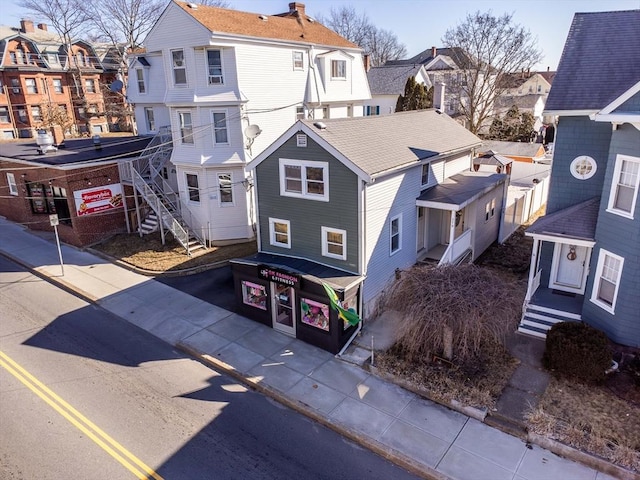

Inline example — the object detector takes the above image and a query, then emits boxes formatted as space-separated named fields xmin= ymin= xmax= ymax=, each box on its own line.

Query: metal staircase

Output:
xmin=122 ymin=126 xmax=206 ymax=255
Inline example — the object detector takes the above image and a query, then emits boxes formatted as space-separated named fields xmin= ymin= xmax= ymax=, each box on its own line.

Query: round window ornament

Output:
xmin=570 ymin=155 xmax=597 ymax=180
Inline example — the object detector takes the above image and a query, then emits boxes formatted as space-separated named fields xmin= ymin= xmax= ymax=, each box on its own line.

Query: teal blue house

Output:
xmin=519 ymin=10 xmax=640 ymax=347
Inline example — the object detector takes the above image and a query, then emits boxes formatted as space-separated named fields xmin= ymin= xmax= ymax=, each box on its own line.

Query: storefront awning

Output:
xmin=230 ymin=253 xmax=363 ymax=292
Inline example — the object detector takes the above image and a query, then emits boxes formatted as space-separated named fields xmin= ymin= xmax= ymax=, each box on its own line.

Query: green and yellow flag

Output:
xmin=322 ymin=282 xmax=361 ymax=326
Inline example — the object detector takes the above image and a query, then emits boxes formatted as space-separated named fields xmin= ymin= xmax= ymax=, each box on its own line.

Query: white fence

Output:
xmin=500 ymin=175 xmax=549 ymax=243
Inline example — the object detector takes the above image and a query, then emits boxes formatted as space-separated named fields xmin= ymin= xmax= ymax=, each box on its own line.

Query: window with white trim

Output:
xmin=390 ymin=214 xmax=402 ymax=255
xmin=11 ymin=78 xmax=20 ymax=94
xmin=279 ymin=159 xmax=328 ymax=201
xmin=295 ymin=106 xmax=305 ymax=120
xmin=293 ymin=51 xmax=303 ymax=70
xmin=591 ymin=249 xmax=624 ymax=313
xmin=206 ymin=49 xmax=223 ymax=85
xmin=47 ymin=53 xmax=60 ymax=65
xmin=144 ymin=107 xmax=155 ymax=131
xmin=269 ymin=218 xmax=290 ymax=248
xmin=179 ymin=111 xmax=193 ymax=144
xmin=421 ymin=163 xmax=432 ymax=186
xmin=322 ymin=226 xmax=346 ymax=260
xmin=31 ymin=106 xmax=42 ymax=122
xmin=136 ymin=69 xmax=146 ymax=94
xmin=485 ymin=198 xmax=496 ymax=221
xmin=84 ymin=79 xmax=96 ymax=93
xmin=52 ymin=78 xmax=63 ymax=94
xmin=25 ymin=78 xmax=37 ymax=94
xmin=171 ymin=49 xmax=187 ymax=85
xmin=185 ymin=173 xmax=200 ymax=203
xmin=0 ymin=107 xmax=8 ymax=123
xmin=331 ymin=59 xmax=346 ymax=79
xmin=218 ymin=173 xmax=233 ymax=205
xmin=212 ymin=111 xmax=228 ymax=144
xmin=6 ymin=173 xmax=18 ymax=196
xmin=607 ymin=154 xmax=640 ymax=218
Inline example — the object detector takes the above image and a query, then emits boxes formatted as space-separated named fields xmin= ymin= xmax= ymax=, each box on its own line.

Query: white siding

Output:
xmin=133 ymin=104 xmax=170 ymax=136
xmin=362 ymin=168 xmax=421 ymax=314
xmin=364 ymin=95 xmax=398 ymax=116
xmin=144 ymin=3 xmax=212 ymax=53
xmin=442 ymin=153 xmax=472 ymax=178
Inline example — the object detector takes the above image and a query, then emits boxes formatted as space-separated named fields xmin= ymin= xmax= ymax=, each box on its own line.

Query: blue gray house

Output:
xmin=519 ymin=10 xmax=640 ymax=347
xmin=230 ymin=110 xmax=507 ymax=353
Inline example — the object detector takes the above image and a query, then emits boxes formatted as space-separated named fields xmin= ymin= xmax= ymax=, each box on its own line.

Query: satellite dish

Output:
xmin=244 ymin=124 xmax=262 ymax=140
xmin=110 ymin=79 xmax=123 ymax=93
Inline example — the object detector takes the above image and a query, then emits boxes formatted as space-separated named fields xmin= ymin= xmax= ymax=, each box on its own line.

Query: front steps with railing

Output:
xmin=139 ymin=211 xmax=158 ymax=235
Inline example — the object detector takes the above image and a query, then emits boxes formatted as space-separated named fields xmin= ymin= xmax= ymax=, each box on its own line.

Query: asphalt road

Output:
xmin=0 ymin=256 xmax=421 ymax=480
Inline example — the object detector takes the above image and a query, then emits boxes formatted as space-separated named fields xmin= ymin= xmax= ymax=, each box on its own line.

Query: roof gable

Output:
xmin=546 ymin=10 xmax=640 ymax=113
xmin=366 ymin=65 xmax=432 ymax=95
xmin=173 ymin=1 xmax=358 ymax=49
xmin=250 ymin=110 xmax=481 ymax=180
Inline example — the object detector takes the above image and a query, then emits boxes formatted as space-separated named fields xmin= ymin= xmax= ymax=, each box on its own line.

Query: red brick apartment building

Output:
xmin=0 ymin=136 xmax=150 ymax=246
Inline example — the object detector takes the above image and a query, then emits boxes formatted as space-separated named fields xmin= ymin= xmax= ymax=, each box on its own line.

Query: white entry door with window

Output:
xmin=550 ymin=243 xmax=590 ymax=294
xmin=272 ymin=283 xmax=296 ymax=336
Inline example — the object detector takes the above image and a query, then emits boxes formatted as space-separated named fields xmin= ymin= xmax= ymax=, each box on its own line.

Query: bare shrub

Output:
xmin=383 ymin=263 xmax=522 ymax=364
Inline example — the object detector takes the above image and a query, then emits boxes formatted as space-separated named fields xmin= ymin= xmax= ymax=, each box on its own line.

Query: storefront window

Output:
xmin=241 ymin=281 xmax=267 ymax=310
xmin=301 ymin=298 xmax=330 ymax=331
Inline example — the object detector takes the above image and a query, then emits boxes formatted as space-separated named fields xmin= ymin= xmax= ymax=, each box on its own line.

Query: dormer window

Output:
xmin=172 ymin=49 xmax=187 ymax=85
xmin=76 ymin=51 xmax=86 ymax=67
xmin=206 ymin=49 xmax=223 ymax=85
xmin=331 ymin=59 xmax=346 ymax=79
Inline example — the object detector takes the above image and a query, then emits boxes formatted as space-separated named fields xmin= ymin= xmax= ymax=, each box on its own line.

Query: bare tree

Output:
xmin=442 ymin=11 xmax=543 ymax=134
xmin=315 ymin=6 xmax=406 ymax=66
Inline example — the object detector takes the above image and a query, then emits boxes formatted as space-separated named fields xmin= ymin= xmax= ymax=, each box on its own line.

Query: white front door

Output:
xmin=550 ymin=243 xmax=590 ymax=294
xmin=272 ymin=283 xmax=296 ymax=336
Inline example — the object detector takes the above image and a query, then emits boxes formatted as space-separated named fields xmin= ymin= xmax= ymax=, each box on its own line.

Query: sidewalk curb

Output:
xmin=176 ymin=342 xmax=450 ymax=480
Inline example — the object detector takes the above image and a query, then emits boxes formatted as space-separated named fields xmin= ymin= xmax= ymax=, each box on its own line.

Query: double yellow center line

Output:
xmin=0 ymin=350 xmax=164 ymax=480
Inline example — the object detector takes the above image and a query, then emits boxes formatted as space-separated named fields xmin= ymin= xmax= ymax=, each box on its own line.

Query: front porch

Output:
xmin=519 ymin=287 xmax=583 ymax=338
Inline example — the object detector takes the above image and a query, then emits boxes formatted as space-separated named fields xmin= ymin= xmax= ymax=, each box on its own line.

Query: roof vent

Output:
xmin=187 ymin=2 xmax=198 ymax=9
xmin=313 ymin=121 xmax=327 ymax=130
xmin=259 ymin=14 xmax=268 ymax=21
xmin=307 ymin=16 xmax=315 ymax=23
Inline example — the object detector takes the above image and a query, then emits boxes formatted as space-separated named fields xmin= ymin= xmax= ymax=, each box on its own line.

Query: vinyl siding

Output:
xmin=546 ymin=116 xmax=612 ymax=213
xmin=364 ymin=95 xmax=398 ymax=116
xmin=583 ymin=123 xmax=640 ymax=346
xmin=144 ymin=3 xmax=212 ymax=53
xmin=363 ymin=167 xmax=420 ymax=312
xmin=614 ymin=91 xmax=640 ymax=112
xmin=254 ymin=135 xmax=360 ymax=272
xmin=471 ymin=187 xmax=503 ymax=260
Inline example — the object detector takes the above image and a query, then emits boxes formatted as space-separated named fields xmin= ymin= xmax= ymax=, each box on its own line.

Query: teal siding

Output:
xmin=614 ymin=91 xmax=640 ymax=112
xmin=547 ymin=116 xmax=612 ymax=213
xmin=255 ymin=134 xmax=360 ymax=272
xmin=583 ymin=124 xmax=640 ymax=347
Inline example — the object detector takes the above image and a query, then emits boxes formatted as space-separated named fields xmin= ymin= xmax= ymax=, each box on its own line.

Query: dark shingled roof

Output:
xmin=386 ymin=47 xmax=469 ymax=67
xmin=366 ymin=65 xmax=432 ymax=95
xmin=545 ymin=10 xmax=640 ymax=112
xmin=526 ymin=197 xmax=600 ymax=241
xmin=0 ymin=136 xmax=152 ymax=166
xmin=417 ymin=171 xmax=506 ymax=208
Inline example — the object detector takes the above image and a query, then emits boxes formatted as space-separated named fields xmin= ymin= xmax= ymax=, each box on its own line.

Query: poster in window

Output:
xmin=242 ymin=281 xmax=267 ymax=310
xmin=28 ymin=183 xmax=47 ymax=213
xmin=73 ymin=183 xmax=123 ymax=216
xmin=301 ymin=298 xmax=330 ymax=331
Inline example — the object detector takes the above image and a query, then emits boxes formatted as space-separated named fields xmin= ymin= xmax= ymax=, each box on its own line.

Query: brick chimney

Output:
xmin=363 ymin=54 xmax=370 ymax=72
xmin=37 ymin=23 xmax=48 ymax=31
xmin=289 ymin=2 xmax=305 ymax=16
xmin=20 ymin=19 xmax=34 ymax=33
xmin=431 ymin=46 xmax=437 ymax=58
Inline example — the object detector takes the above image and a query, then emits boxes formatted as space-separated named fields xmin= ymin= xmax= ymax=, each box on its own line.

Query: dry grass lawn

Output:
xmin=94 ymin=232 xmax=257 ymax=272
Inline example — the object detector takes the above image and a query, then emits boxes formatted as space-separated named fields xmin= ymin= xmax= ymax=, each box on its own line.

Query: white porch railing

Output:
xmin=439 ymin=229 xmax=472 ymax=266
xmin=526 ymin=269 xmax=542 ymax=302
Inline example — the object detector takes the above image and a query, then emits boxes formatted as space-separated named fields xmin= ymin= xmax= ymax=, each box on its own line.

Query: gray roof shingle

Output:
xmin=526 ymin=197 xmax=600 ymax=241
xmin=302 ymin=110 xmax=481 ymax=178
xmin=545 ymin=10 xmax=640 ymax=112
xmin=480 ymin=140 xmax=546 ymax=158
xmin=366 ymin=65 xmax=432 ymax=95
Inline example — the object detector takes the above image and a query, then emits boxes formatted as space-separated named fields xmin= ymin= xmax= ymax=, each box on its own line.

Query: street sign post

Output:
xmin=49 ymin=214 xmax=64 ymax=276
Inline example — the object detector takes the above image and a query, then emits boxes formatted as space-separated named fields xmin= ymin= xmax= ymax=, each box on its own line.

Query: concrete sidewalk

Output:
xmin=0 ymin=217 xmax=625 ymax=480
